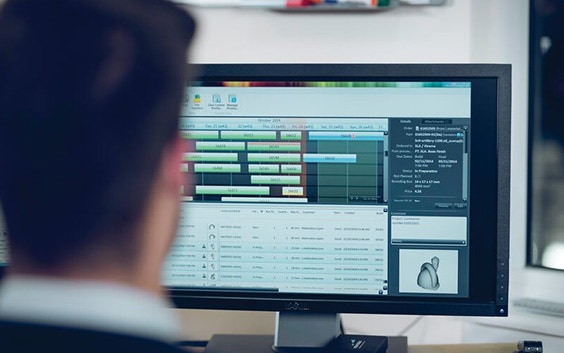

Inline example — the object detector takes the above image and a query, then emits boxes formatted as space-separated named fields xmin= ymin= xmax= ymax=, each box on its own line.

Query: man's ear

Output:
xmin=161 ymin=134 xmax=188 ymax=192
xmin=133 ymin=134 xmax=188 ymax=295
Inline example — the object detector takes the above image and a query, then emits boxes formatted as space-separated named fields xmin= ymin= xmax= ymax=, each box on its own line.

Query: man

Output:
xmin=0 ymin=0 xmax=196 ymax=351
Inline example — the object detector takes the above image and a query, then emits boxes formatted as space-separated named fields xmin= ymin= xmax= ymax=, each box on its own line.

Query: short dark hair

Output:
xmin=0 ymin=0 xmax=196 ymax=267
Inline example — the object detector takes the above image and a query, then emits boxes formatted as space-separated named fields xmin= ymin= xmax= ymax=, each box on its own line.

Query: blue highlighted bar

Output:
xmin=303 ymin=154 xmax=357 ymax=163
xmin=309 ymin=131 xmax=385 ymax=141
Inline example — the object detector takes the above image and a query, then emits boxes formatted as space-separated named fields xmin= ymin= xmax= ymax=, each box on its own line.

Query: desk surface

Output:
xmin=409 ymin=343 xmax=515 ymax=353
xmin=186 ymin=343 xmax=516 ymax=353
xmin=198 ymin=335 xmax=516 ymax=353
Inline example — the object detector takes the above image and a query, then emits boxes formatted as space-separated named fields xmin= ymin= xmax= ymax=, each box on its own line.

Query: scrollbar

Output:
xmin=462 ymin=128 xmax=468 ymax=202
xmin=383 ymin=132 xmax=389 ymax=203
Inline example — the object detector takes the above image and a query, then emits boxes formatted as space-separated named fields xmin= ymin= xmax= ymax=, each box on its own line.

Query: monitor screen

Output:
xmin=163 ymin=64 xmax=511 ymax=345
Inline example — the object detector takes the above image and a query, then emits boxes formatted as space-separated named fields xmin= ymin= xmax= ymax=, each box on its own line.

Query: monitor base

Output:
xmin=204 ymin=334 xmax=407 ymax=353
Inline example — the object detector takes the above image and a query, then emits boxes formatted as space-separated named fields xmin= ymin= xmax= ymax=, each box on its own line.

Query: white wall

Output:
xmin=189 ymin=2 xmax=472 ymax=64
xmin=177 ymin=0 xmax=553 ymax=345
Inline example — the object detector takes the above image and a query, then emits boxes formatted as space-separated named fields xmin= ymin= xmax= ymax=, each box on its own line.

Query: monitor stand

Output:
xmin=203 ymin=312 xmax=407 ymax=353
xmin=275 ymin=312 xmax=341 ymax=351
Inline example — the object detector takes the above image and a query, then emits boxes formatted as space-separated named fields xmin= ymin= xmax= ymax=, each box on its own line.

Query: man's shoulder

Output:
xmin=0 ymin=320 xmax=186 ymax=353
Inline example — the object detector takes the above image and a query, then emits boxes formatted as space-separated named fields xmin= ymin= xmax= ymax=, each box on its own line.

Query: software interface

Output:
xmin=161 ymin=81 xmax=472 ymax=298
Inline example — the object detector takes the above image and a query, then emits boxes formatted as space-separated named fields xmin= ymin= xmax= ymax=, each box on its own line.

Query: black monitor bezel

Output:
xmin=169 ymin=63 xmax=511 ymax=317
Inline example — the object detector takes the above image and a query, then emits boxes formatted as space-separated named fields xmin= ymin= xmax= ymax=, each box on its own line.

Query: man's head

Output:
xmin=0 ymin=0 xmax=195 ymax=290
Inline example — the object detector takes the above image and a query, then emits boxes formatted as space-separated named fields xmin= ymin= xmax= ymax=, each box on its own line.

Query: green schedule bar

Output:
xmin=247 ymin=153 xmax=301 ymax=163
xmin=280 ymin=131 xmax=302 ymax=140
xmin=196 ymin=185 xmax=269 ymax=195
xmin=221 ymin=131 xmax=276 ymax=140
xmin=181 ymin=131 xmax=219 ymax=140
xmin=194 ymin=164 xmax=241 ymax=173
xmin=247 ymin=142 xmax=301 ymax=152
xmin=184 ymin=153 xmax=238 ymax=162
xmin=251 ymin=175 xmax=301 ymax=185
xmin=196 ymin=141 xmax=245 ymax=151
xmin=281 ymin=164 xmax=302 ymax=174
xmin=248 ymin=164 xmax=280 ymax=173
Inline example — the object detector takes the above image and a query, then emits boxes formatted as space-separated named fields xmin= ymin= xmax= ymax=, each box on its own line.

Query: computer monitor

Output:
xmin=163 ymin=64 xmax=511 ymax=351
